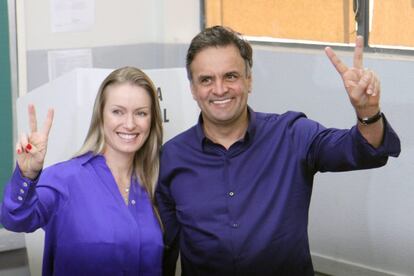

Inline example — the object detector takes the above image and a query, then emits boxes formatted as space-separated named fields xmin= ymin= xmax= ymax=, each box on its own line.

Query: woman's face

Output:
xmin=102 ymin=83 xmax=152 ymax=159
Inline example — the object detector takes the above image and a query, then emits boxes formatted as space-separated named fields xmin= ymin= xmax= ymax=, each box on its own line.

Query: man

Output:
xmin=156 ymin=26 xmax=400 ymax=276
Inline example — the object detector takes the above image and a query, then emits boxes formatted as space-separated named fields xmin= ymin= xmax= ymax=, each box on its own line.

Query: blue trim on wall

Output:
xmin=0 ymin=0 xmax=14 ymax=227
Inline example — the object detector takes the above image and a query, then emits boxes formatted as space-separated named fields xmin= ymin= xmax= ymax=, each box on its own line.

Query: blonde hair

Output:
xmin=76 ymin=66 xmax=163 ymax=200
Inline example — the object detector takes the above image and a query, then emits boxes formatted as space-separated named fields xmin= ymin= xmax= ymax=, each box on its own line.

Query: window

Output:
xmin=370 ymin=0 xmax=414 ymax=49
xmin=204 ymin=0 xmax=414 ymax=50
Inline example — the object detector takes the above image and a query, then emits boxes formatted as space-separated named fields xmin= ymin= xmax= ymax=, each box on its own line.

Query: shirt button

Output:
xmin=17 ymin=196 xmax=23 ymax=201
xmin=23 ymin=182 xmax=28 ymax=187
xmin=131 ymin=199 xmax=136 ymax=205
xmin=228 ymin=191 xmax=235 ymax=197
xmin=19 ymin=189 xmax=25 ymax=194
xmin=231 ymin=223 xmax=239 ymax=228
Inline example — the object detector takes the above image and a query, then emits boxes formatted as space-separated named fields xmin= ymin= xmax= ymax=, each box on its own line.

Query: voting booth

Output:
xmin=16 ymin=67 xmax=198 ymax=276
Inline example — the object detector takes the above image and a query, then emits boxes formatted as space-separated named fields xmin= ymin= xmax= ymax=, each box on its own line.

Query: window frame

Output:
xmin=200 ymin=0 xmax=414 ymax=56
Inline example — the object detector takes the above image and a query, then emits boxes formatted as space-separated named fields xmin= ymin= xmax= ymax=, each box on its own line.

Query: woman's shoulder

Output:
xmin=43 ymin=152 xmax=94 ymax=177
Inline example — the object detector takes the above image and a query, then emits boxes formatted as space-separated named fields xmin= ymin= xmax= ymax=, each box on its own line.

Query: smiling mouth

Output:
xmin=117 ymin=132 xmax=138 ymax=141
xmin=210 ymin=98 xmax=232 ymax=105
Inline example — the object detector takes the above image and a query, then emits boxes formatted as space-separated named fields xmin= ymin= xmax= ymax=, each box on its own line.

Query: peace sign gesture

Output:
xmin=325 ymin=36 xmax=380 ymax=118
xmin=16 ymin=104 xmax=54 ymax=180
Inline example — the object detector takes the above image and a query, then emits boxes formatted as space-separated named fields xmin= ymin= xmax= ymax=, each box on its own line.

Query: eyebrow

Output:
xmin=110 ymin=105 xmax=151 ymax=111
xmin=197 ymin=70 xmax=241 ymax=79
xmin=224 ymin=71 xmax=241 ymax=76
xmin=197 ymin=74 xmax=213 ymax=80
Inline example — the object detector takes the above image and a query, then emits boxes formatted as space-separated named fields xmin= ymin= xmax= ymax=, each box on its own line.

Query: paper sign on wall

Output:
xmin=47 ymin=49 xmax=93 ymax=81
xmin=50 ymin=0 xmax=95 ymax=32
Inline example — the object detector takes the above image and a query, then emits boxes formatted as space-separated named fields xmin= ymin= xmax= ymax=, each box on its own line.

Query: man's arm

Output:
xmin=155 ymin=167 xmax=180 ymax=276
xmin=325 ymin=36 xmax=383 ymax=148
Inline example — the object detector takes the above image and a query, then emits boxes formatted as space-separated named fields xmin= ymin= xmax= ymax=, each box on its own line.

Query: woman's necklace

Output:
xmin=118 ymin=178 xmax=131 ymax=205
xmin=122 ymin=185 xmax=130 ymax=204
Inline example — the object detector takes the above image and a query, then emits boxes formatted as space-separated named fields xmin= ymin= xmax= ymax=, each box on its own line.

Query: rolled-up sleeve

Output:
xmin=307 ymin=114 xmax=401 ymax=173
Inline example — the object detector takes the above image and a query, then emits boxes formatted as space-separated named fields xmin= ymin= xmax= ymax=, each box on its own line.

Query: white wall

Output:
xmin=20 ymin=0 xmax=200 ymax=92
xmin=250 ymin=46 xmax=414 ymax=275
xmin=24 ymin=0 xmax=200 ymax=50
xmin=157 ymin=1 xmax=201 ymax=44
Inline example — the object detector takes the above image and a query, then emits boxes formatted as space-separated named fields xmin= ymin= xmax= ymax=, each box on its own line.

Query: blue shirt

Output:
xmin=1 ymin=152 xmax=163 ymax=276
xmin=156 ymin=108 xmax=400 ymax=276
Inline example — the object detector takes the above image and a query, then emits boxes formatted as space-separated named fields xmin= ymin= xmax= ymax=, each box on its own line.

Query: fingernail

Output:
xmin=26 ymin=144 xmax=32 ymax=151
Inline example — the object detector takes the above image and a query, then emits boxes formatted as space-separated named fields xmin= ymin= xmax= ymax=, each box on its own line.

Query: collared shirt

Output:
xmin=1 ymin=152 xmax=163 ymax=276
xmin=156 ymin=108 xmax=400 ymax=276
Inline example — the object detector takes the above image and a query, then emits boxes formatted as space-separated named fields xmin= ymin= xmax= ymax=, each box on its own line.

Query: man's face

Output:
xmin=190 ymin=45 xmax=252 ymax=128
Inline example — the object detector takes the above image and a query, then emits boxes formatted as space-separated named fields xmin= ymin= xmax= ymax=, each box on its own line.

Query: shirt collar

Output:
xmin=77 ymin=151 xmax=105 ymax=165
xmin=195 ymin=106 xmax=257 ymax=149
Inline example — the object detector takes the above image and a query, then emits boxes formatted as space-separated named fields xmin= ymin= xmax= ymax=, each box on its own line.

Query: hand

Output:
xmin=16 ymin=104 xmax=54 ymax=179
xmin=325 ymin=36 xmax=381 ymax=118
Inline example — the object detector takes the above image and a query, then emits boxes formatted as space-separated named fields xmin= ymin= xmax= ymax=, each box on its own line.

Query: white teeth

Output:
xmin=212 ymin=99 xmax=231 ymax=104
xmin=118 ymin=133 xmax=138 ymax=140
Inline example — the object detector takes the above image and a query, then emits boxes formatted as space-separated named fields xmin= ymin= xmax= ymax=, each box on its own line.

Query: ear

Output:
xmin=247 ymin=74 xmax=253 ymax=94
xmin=190 ymin=82 xmax=197 ymax=100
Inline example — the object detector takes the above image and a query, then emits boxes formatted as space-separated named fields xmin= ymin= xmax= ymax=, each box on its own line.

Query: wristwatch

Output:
xmin=357 ymin=110 xmax=383 ymax=125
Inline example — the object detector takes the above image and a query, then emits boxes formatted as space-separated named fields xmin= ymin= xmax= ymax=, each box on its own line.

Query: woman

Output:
xmin=1 ymin=67 xmax=164 ymax=276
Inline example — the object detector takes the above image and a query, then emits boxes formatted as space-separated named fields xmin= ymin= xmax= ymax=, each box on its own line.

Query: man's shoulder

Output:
xmin=163 ymin=125 xmax=198 ymax=148
xmin=255 ymin=110 xmax=308 ymax=125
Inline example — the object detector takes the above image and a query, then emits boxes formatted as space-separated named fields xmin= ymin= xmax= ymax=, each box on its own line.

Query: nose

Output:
xmin=213 ymin=79 xmax=228 ymax=96
xmin=124 ymin=113 xmax=136 ymax=129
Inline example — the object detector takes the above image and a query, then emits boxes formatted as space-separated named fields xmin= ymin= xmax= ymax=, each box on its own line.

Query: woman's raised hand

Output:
xmin=16 ymin=104 xmax=54 ymax=179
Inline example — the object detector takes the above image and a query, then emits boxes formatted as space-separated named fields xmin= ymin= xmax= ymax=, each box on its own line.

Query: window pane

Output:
xmin=370 ymin=0 xmax=414 ymax=48
xmin=205 ymin=0 xmax=356 ymax=44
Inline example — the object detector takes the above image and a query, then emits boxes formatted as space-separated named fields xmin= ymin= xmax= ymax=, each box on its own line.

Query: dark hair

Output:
xmin=186 ymin=25 xmax=253 ymax=81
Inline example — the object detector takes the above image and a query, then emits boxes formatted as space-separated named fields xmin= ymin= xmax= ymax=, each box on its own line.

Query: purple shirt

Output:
xmin=156 ymin=108 xmax=400 ymax=276
xmin=1 ymin=152 xmax=163 ymax=276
